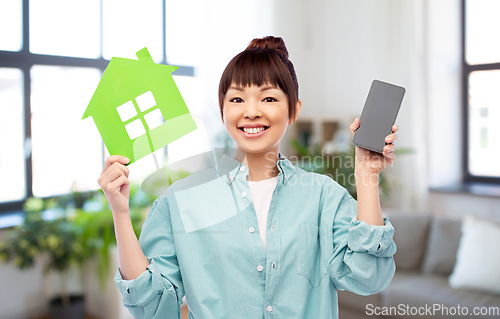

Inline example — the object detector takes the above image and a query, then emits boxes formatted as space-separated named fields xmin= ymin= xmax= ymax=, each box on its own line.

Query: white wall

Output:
xmin=0 ymin=253 xmax=47 ymax=319
xmin=430 ymin=192 xmax=500 ymax=221
xmin=275 ymin=0 xmax=430 ymax=210
xmin=273 ymin=0 xmax=414 ymax=118
xmin=0 ymin=239 xmax=135 ymax=319
xmin=275 ymin=0 xmax=500 ymax=215
xmin=165 ymin=0 xmax=276 ymax=164
xmin=426 ymin=0 xmax=463 ymax=188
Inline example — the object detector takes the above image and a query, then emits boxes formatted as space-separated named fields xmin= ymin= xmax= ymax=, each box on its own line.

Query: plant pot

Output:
xmin=48 ymin=295 xmax=85 ymax=319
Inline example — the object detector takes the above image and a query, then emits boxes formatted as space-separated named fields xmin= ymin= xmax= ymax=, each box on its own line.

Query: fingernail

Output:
xmin=123 ymin=157 xmax=130 ymax=163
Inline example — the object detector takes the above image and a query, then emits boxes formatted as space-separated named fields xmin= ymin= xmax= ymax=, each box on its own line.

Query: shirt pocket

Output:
xmin=298 ymin=222 xmax=328 ymax=288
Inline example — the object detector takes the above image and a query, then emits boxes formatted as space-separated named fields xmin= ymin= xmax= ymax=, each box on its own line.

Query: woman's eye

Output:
xmin=263 ymin=97 xmax=277 ymax=102
xmin=230 ymin=97 xmax=243 ymax=103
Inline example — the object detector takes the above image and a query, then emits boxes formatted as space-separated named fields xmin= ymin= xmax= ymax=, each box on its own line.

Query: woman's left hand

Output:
xmin=349 ymin=117 xmax=398 ymax=176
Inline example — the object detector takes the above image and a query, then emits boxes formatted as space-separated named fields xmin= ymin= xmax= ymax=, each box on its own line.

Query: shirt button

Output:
xmin=240 ymin=166 xmax=245 ymax=171
xmin=271 ymin=225 xmax=274 ymax=232
xmin=257 ymin=265 xmax=263 ymax=271
xmin=272 ymin=262 xmax=276 ymax=269
xmin=249 ymin=227 xmax=254 ymax=233
xmin=267 ymin=305 xmax=273 ymax=312
xmin=242 ymin=191 xmax=247 ymax=197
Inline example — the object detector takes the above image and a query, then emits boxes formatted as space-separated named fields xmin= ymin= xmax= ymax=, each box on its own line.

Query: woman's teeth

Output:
xmin=242 ymin=127 xmax=266 ymax=134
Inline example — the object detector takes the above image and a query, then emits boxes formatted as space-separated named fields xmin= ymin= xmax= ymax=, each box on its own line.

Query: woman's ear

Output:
xmin=288 ymin=99 xmax=302 ymax=125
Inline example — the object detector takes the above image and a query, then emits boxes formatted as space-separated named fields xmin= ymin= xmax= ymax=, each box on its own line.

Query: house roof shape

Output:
xmin=82 ymin=47 xmax=197 ymax=164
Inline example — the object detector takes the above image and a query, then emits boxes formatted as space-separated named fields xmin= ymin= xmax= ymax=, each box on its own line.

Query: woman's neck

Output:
xmin=242 ymin=150 xmax=280 ymax=182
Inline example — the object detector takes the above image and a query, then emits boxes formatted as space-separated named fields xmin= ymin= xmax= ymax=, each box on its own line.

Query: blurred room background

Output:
xmin=1 ymin=0 xmax=499 ymax=318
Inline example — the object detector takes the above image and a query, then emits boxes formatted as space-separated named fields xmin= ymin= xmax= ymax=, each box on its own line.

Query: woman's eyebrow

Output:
xmin=261 ymin=85 xmax=280 ymax=92
xmin=228 ymin=85 xmax=278 ymax=91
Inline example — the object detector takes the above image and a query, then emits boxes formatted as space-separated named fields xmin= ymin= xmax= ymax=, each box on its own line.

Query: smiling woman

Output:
xmin=108 ymin=36 xmax=398 ymax=319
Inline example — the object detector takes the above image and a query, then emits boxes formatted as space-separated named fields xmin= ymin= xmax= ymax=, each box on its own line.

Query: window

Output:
xmin=0 ymin=68 xmax=25 ymax=203
xmin=0 ymin=0 xmax=194 ymax=214
xmin=462 ymin=0 xmax=500 ymax=183
xmin=30 ymin=65 xmax=103 ymax=197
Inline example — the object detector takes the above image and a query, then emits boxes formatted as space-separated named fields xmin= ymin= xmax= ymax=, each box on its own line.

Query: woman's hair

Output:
xmin=218 ymin=36 xmax=299 ymax=122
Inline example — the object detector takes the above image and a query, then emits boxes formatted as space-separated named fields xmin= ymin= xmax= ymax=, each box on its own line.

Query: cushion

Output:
xmin=421 ymin=216 xmax=462 ymax=275
xmin=449 ymin=215 xmax=500 ymax=295
xmin=382 ymin=271 xmax=500 ymax=319
xmin=386 ymin=213 xmax=431 ymax=271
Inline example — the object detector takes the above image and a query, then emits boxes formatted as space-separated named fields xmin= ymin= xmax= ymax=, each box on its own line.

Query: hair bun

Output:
xmin=245 ymin=36 xmax=289 ymax=58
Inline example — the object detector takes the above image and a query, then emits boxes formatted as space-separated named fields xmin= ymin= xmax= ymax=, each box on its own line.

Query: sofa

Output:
xmin=338 ymin=213 xmax=500 ymax=319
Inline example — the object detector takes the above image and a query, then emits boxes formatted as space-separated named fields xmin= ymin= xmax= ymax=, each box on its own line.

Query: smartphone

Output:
xmin=352 ymin=80 xmax=405 ymax=153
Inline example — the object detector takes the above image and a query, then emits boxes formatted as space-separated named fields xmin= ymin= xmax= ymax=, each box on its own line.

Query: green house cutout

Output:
xmin=82 ymin=47 xmax=197 ymax=164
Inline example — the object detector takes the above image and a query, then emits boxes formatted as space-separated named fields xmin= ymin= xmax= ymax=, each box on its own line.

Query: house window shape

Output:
xmin=116 ymin=90 xmax=165 ymax=140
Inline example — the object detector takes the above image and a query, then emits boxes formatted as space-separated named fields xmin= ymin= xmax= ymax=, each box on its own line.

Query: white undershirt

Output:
xmin=246 ymin=175 xmax=279 ymax=250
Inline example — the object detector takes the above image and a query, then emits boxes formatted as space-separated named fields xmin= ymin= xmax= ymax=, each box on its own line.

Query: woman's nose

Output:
xmin=244 ymin=101 xmax=262 ymax=119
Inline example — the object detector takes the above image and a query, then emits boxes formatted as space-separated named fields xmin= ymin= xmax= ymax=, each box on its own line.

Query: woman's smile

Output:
xmin=238 ymin=124 xmax=270 ymax=138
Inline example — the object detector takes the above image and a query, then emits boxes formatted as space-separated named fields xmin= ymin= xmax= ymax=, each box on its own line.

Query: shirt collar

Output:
xmin=215 ymin=152 xmax=296 ymax=186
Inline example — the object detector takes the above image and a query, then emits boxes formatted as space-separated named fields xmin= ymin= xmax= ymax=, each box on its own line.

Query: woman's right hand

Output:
xmin=98 ymin=156 xmax=131 ymax=217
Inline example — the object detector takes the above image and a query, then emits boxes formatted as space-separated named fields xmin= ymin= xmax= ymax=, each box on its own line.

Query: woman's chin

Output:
xmin=235 ymin=143 xmax=279 ymax=156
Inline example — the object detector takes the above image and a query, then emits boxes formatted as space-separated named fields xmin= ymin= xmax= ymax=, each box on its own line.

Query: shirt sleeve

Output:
xmin=114 ymin=196 xmax=185 ymax=319
xmin=325 ymin=186 xmax=397 ymax=296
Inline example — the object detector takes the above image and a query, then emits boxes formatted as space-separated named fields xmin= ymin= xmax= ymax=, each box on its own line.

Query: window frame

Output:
xmin=461 ymin=0 xmax=500 ymax=185
xmin=0 ymin=0 xmax=194 ymax=214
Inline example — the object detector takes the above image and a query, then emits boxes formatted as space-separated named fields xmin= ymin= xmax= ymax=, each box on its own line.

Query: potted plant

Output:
xmin=0 ymin=184 xmax=152 ymax=319
xmin=77 ymin=183 xmax=153 ymax=291
xmin=0 ymin=196 xmax=91 ymax=319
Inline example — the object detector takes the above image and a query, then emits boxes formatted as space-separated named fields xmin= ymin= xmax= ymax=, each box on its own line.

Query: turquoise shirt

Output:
xmin=114 ymin=153 xmax=397 ymax=319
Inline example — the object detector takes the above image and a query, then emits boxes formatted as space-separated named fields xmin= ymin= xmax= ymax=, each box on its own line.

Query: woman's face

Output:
xmin=223 ymin=83 xmax=299 ymax=156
